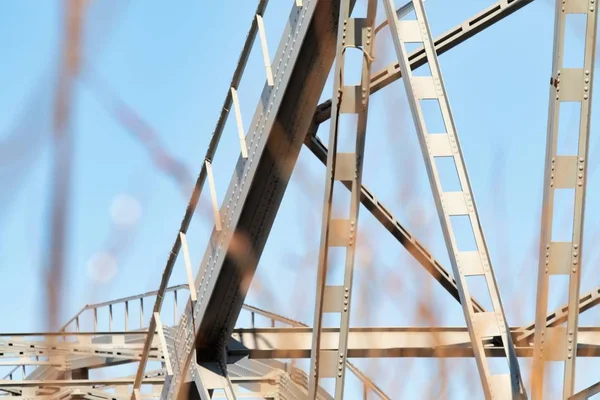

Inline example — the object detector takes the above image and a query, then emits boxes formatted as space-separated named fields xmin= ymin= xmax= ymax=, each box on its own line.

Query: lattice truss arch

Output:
xmin=155 ymin=0 xmax=599 ymax=398
xmin=3 ymin=0 xmax=600 ymax=399
xmin=147 ymin=0 xmax=599 ymax=398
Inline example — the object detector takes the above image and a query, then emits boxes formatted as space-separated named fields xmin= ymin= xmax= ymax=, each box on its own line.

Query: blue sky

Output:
xmin=0 ymin=0 xmax=599 ymax=398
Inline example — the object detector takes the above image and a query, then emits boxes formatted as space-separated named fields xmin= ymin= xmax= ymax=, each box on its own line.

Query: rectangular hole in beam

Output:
xmin=420 ymin=99 xmax=447 ymax=133
xmin=465 ymin=275 xmax=494 ymax=311
xmin=400 ymin=9 xmax=417 ymax=21
xmin=413 ymin=61 xmax=433 ymax=77
xmin=450 ymin=215 xmax=478 ymax=252
xmin=323 ymin=312 xmax=342 ymax=328
xmin=548 ymin=275 xmax=570 ymax=315
xmin=350 ymin=0 xmax=368 ymax=17
xmin=557 ymin=102 xmax=581 ymax=155
xmin=332 ymin=181 xmax=351 ymax=219
xmin=563 ymin=13 xmax=588 ymax=68
xmin=404 ymin=42 xmax=422 ymax=54
xmin=434 ymin=156 xmax=462 ymax=192
xmin=326 ymin=246 xmax=347 ymax=286
xmin=487 ymin=357 xmax=510 ymax=375
xmin=551 ymin=189 xmax=575 ymax=242
xmin=336 ymin=113 xmax=358 ymax=153
xmin=320 ymin=377 xmax=336 ymax=394
xmin=544 ymin=361 xmax=565 ymax=400
xmin=342 ymin=48 xmax=365 ymax=86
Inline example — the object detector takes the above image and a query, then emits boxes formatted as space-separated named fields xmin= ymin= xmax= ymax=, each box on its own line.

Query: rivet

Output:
xmin=578 ymin=181 xmax=583 ymax=186
xmin=572 ymin=268 xmax=577 ymax=273
xmin=574 ymin=244 xmax=579 ymax=249
xmin=585 ymin=86 xmax=589 ymax=92
xmin=584 ymin=94 xmax=589 ymax=100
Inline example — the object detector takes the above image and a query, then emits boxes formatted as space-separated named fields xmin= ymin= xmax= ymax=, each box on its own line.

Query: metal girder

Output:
xmin=531 ymin=0 xmax=599 ymax=398
xmin=229 ymin=327 xmax=600 ymax=359
xmin=243 ymin=305 xmax=391 ymax=399
xmin=0 ymin=378 xmax=164 ymax=388
xmin=305 ymin=0 xmax=538 ymax=319
xmin=383 ymin=0 xmax=525 ymax=398
xmin=569 ymin=381 xmax=600 ymax=400
xmin=308 ymin=1 xmax=378 ymax=398
xmin=516 ymin=286 xmax=600 ymax=344
xmin=309 ymin=0 xmax=537 ymax=130
xmin=131 ymin=0 xmax=271 ymax=396
xmin=305 ymin=122 xmax=487 ymax=314
xmin=165 ymin=1 xmax=349 ymax=397
xmin=164 ymin=2 xmax=544 ymax=396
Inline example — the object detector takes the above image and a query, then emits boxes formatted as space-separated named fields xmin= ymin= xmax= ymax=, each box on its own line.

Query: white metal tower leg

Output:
xmin=382 ymin=0 xmax=527 ymax=398
xmin=531 ymin=0 xmax=598 ymax=398
xmin=307 ymin=0 xmax=377 ymax=398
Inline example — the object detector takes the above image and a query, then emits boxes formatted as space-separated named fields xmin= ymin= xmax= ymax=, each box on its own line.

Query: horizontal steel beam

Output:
xmin=230 ymin=327 xmax=600 ymax=358
xmin=0 ymin=378 xmax=164 ymax=388
xmin=0 ymin=375 xmax=277 ymax=389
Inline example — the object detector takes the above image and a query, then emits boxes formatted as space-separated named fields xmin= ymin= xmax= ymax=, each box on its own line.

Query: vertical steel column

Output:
xmin=382 ymin=0 xmax=526 ymax=398
xmin=308 ymin=1 xmax=377 ymax=398
xmin=531 ymin=0 xmax=598 ymax=398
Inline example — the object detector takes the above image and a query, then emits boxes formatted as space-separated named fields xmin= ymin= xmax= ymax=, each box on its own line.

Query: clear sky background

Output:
xmin=0 ymin=0 xmax=599 ymax=398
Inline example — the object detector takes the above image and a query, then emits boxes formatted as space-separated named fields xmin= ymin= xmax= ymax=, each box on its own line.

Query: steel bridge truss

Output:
xmin=3 ymin=0 xmax=600 ymax=399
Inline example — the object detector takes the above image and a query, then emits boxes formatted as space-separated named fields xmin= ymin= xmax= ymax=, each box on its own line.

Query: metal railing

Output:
xmin=2 ymin=285 xmax=188 ymax=382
